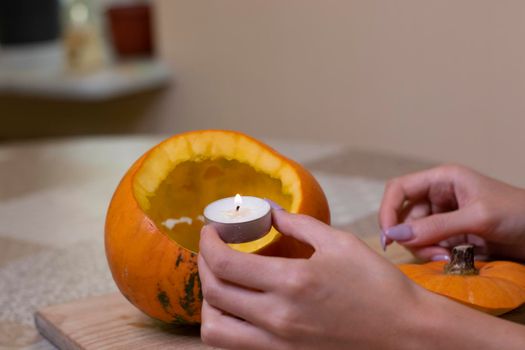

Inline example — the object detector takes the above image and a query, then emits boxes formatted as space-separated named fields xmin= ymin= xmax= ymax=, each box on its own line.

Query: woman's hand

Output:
xmin=198 ymin=208 xmax=424 ymax=350
xmin=379 ymin=164 xmax=525 ymax=261
xmin=199 ymin=204 xmax=525 ymax=350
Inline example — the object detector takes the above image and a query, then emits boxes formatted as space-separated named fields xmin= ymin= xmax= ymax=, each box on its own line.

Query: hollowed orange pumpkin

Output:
xmin=399 ymin=245 xmax=525 ymax=315
xmin=105 ymin=130 xmax=330 ymax=324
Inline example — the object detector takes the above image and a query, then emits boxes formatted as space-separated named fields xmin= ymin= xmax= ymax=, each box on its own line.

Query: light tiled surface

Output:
xmin=0 ymin=136 xmax=431 ymax=349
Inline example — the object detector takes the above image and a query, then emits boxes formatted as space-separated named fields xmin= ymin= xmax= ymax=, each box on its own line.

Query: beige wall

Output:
xmin=2 ymin=1 xmax=525 ymax=187
xmin=151 ymin=0 xmax=525 ymax=186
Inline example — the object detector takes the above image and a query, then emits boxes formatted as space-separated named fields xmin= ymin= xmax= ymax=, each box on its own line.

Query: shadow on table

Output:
xmin=502 ymin=304 xmax=525 ymax=325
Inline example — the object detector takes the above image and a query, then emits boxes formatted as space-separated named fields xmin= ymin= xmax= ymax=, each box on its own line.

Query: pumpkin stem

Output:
xmin=444 ymin=244 xmax=478 ymax=275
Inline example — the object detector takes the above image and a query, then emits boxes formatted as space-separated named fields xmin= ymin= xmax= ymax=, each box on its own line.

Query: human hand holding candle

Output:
xmin=198 ymin=206 xmax=525 ymax=350
xmin=203 ymin=194 xmax=271 ymax=243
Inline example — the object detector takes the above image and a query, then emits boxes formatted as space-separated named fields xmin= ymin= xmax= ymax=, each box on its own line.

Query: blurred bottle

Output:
xmin=106 ymin=0 xmax=154 ymax=60
xmin=62 ymin=0 xmax=106 ymax=74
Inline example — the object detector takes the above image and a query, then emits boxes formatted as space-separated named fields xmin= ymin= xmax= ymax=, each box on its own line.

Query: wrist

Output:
xmin=407 ymin=287 xmax=525 ymax=350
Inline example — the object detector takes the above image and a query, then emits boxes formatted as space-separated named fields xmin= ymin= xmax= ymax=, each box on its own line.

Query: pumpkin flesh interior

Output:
xmin=132 ymin=133 xmax=299 ymax=253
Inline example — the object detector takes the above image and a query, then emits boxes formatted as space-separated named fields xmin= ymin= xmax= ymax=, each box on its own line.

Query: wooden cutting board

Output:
xmin=35 ymin=289 xmax=525 ymax=350
xmin=35 ymin=292 xmax=211 ymax=350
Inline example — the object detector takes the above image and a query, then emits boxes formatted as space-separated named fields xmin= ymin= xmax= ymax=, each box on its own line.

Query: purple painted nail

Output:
xmin=380 ymin=231 xmax=387 ymax=252
xmin=385 ymin=224 xmax=414 ymax=241
xmin=264 ymin=198 xmax=283 ymax=211
xmin=430 ymin=254 xmax=450 ymax=262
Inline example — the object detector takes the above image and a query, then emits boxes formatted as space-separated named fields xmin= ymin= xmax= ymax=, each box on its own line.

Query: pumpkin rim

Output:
xmin=129 ymin=130 xmax=311 ymax=254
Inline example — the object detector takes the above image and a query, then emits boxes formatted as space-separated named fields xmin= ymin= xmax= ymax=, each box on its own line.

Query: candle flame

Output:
xmin=234 ymin=193 xmax=242 ymax=206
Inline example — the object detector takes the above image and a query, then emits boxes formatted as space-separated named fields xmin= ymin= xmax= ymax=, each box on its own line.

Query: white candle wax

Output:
xmin=203 ymin=195 xmax=272 ymax=243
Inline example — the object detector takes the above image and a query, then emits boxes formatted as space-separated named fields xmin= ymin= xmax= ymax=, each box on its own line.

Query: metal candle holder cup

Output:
xmin=203 ymin=196 xmax=272 ymax=244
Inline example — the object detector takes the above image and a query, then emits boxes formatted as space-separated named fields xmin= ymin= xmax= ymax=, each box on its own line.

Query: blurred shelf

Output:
xmin=0 ymin=59 xmax=171 ymax=102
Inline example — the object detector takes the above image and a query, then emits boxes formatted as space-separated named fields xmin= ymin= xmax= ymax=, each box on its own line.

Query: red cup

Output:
xmin=107 ymin=2 xmax=153 ymax=58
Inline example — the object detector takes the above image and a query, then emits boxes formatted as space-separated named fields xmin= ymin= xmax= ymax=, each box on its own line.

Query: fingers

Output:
xmin=399 ymin=201 xmax=431 ymax=223
xmin=379 ymin=165 xmax=466 ymax=252
xmin=379 ymin=171 xmax=432 ymax=230
xmin=385 ymin=206 xmax=479 ymax=248
xmin=439 ymin=234 xmax=489 ymax=259
xmin=408 ymin=246 xmax=451 ymax=261
xmin=201 ymin=300 xmax=287 ymax=350
xmin=410 ymin=234 xmax=490 ymax=261
xmin=199 ymin=225 xmax=288 ymax=291
xmin=271 ymin=208 xmax=333 ymax=250
xmin=381 ymin=198 xmax=431 ymax=251
xmin=198 ymin=253 xmax=275 ymax=329
xmin=379 ymin=166 xmax=458 ymax=230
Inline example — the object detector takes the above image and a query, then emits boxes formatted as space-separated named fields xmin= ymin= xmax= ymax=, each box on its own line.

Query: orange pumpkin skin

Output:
xmin=105 ymin=130 xmax=330 ymax=324
xmin=399 ymin=260 xmax=525 ymax=315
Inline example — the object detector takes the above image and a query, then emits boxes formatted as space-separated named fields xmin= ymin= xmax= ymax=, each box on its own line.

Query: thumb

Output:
xmin=269 ymin=206 xmax=332 ymax=250
xmin=385 ymin=207 xmax=478 ymax=247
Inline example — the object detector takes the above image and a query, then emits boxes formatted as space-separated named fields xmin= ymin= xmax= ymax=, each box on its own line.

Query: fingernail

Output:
xmin=264 ymin=198 xmax=283 ymax=211
xmin=200 ymin=225 xmax=209 ymax=235
xmin=380 ymin=231 xmax=387 ymax=252
xmin=430 ymin=254 xmax=450 ymax=262
xmin=385 ymin=224 xmax=414 ymax=241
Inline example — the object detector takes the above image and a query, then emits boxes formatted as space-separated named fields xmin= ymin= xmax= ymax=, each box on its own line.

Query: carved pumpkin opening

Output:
xmin=131 ymin=132 xmax=304 ymax=253
xmin=143 ymin=158 xmax=293 ymax=252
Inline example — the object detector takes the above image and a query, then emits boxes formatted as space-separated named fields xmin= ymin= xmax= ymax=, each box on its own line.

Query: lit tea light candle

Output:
xmin=203 ymin=194 xmax=272 ymax=243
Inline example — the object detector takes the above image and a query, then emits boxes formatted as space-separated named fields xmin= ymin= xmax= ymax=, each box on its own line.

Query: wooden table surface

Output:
xmin=2 ymin=135 xmax=508 ymax=349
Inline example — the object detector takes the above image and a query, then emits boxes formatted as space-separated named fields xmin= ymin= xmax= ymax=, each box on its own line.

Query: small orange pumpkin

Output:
xmin=399 ymin=245 xmax=525 ymax=315
xmin=105 ymin=130 xmax=330 ymax=324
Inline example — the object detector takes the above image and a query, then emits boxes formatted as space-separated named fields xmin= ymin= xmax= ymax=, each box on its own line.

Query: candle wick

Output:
xmin=236 ymin=205 xmax=240 ymax=211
